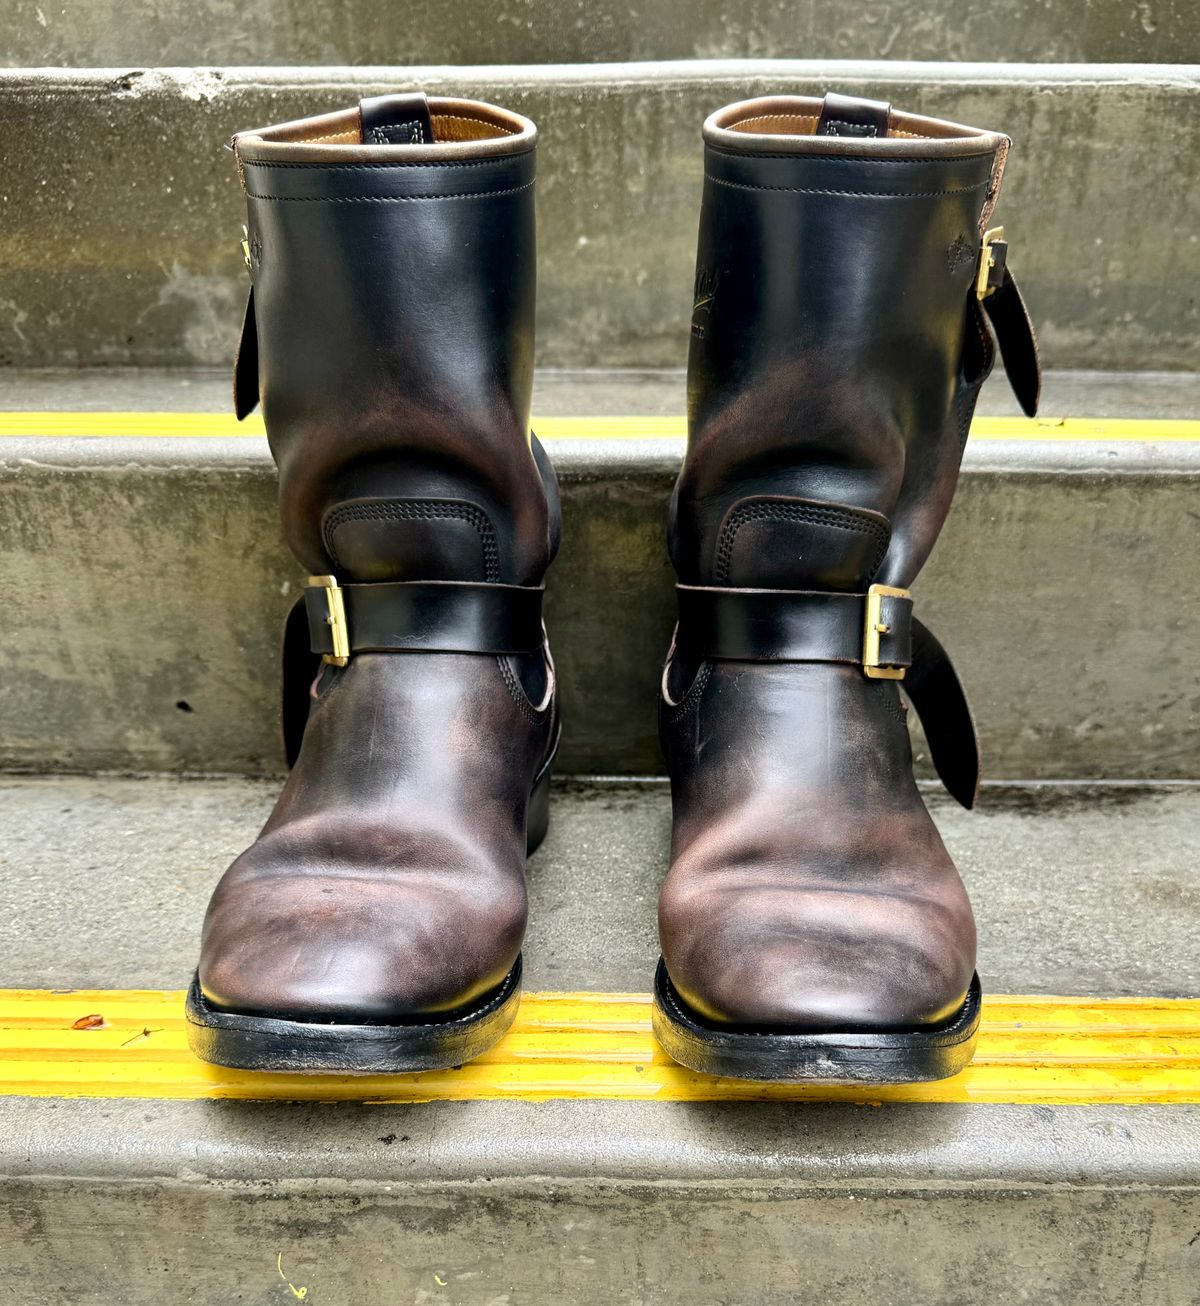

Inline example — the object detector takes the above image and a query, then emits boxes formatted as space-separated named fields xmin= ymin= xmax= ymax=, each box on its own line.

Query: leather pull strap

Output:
xmin=233 ymin=286 xmax=259 ymax=420
xmin=983 ymin=266 xmax=1041 ymax=417
xmin=816 ymin=92 xmax=891 ymax=139
xmin=359 ymin=92 xmax=435 ymax=145
xmin=904 ymin=619 xmax=982 ymax=810
xmin=305 ymin=578 xmax=545 ymax=659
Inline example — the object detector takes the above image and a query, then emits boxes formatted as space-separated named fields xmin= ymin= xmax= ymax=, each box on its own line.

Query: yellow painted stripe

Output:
xmin=0 ymin=412 xmax=1198 ymax=443
xmin=1 ymin=989 xmax=1198 ymax=1105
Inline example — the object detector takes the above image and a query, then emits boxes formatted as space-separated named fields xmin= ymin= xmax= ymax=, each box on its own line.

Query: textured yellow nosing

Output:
xmin=1 ymin=990 xmax=1198 ymax=1105
xmin=0 ymin=413 xmax=1198 ymax=442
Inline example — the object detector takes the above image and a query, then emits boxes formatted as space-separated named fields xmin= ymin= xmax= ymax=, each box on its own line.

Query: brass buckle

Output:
xmin=863 ymin=583 xmax=909 ymax=680
xmin=307 ymin=574 xmax=350 ymax=667
xmin=975 ymin=225 xmax=1006 ymax=299
xmin=240 ymin=224 xmax=252 ymax=270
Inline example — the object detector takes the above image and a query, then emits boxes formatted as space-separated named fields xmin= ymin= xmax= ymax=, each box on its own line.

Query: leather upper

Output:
xmin=660 ymin=94 xmax=1030 ymax=1032
xmin=233 ymin=96 xmax=551 ymax=588
xmin=199 ymin=96 xmax=558 ymax=1024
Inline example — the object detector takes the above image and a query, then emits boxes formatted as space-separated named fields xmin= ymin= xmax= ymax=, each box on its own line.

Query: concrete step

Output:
xmin=5 ymin=1 xmax=1197 ymax=67
xmin=1 ymin=368 xmax=1198 ymax=779
xmin=1 ymin=62 xmax=1197 ymax=371
xmin=1 ymin=775 xmax=1198 ymax=1304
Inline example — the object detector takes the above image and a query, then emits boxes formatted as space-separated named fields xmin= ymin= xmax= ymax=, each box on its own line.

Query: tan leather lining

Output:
xmin=729 ymin=114 xmax=820 ymax=135
xmin=434 ymin=113 xmax=517 ymax=141
xmin=233 ymin=96 xmax=536 ymax=168
xmin=704 ymin=95 xmax=1007 ymax=162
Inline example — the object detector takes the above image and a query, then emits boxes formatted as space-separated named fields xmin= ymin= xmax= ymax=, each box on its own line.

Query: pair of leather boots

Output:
xmin=186 ymin=88 xmax=1039 ymax=1085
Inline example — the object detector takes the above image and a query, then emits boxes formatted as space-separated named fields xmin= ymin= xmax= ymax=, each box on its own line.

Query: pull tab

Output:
xmin=359 ymin=92 xmax=434 ymax=145
xmin=816 ymin=92 xmax=891 ymax=139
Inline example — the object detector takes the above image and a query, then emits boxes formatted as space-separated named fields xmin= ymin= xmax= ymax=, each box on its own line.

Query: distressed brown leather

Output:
xmin=196 ymin=95 xmax=559 ymax=1023
xmin=659 ymin=93 xmax=1038 ymax=1031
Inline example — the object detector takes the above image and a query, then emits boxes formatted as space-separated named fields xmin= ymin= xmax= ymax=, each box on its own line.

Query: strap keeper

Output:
xmin=307 ymin=574 xmax=350 ymax=666
xmin=862 ymin=583 xmax=911 ymax=680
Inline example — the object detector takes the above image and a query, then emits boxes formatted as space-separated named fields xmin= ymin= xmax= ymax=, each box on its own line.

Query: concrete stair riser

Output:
xmin=4 ymin=0 xmax=1198 ymax=66
xmin=1 ymin=63 xmax=1198 ymax=370
xmin=0 ymin=434 xmax=1196 ymax=778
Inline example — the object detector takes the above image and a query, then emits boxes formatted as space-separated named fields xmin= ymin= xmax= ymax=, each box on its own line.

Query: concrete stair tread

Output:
xmin=4 ymin=774 xmax=1197 ymax=997
xmin=2 ymin=776 xmax=1199 ymax=1306
xmin=2 ymin=365 xmax=1200 ymax=420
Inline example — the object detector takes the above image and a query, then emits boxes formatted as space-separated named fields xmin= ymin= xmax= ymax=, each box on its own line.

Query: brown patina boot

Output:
xmin=186 ymin=93 xmax=560 ymax=1072
xmin=653 ymin=92 xmax=1040 ymax=1083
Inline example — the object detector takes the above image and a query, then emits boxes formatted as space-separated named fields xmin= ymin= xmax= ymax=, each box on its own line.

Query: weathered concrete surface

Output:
xmin=2 ymin=1165 xmax=1198 ymax=1306
xmin=1 ymin=775 xmax=1199 ymax=1303
xmin=5 ymin=0 xmax=1197 ymax=66
xmin=2 ymin=776 xmax=1198 ymax=997
xmin=0 ymin=432 xmax=1196 ymax=778
xmin=1 ymin=63 xmax=1198 ymax=370
xmin=5 ymin=364 xmax=1200 ymax=418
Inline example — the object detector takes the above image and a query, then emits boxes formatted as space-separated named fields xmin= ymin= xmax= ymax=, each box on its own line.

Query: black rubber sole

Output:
xmin=186 ymin=738 xmax=557 ymax=1075
xmin=652 ymin=958 xmax=982 ymax=1085
xmin=185 ymin=957 xmax=523 ymax=1075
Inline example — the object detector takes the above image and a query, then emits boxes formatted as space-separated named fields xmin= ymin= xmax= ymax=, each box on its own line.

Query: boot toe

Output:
xmin=660 ymin=876 xmax=974 ymax=1031
xmin=198 ymin=837 xmax=527 ymax=1025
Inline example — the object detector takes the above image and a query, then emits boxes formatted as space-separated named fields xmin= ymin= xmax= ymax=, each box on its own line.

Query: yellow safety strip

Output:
xmin=0 ymin=412 xmax=1198 ymax=442
xmin=1 ymin=990 xmax=1197 ymax=1105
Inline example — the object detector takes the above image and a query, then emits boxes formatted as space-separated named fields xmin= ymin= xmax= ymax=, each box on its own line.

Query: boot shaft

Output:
xmin=672 ymin=93 xmax=1017 ymax=591
xmin=232 ymin=95 xmax=556 ymax=588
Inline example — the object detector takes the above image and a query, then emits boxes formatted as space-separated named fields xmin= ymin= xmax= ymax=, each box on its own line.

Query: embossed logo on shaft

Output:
xmin=947 ymin=233 xmax=974 ymax=275
xmin=691 ymin=268 xmax=719 ymax=339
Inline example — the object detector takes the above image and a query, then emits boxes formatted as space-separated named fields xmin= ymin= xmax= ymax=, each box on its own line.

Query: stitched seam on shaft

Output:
xmin=664 ymin=660 xmax=713 ymax=721
xmin=244 ymin=157 xmax=527 ymax=171
xmin=243 ymin=182 xmax=534 ymax=202
xmin=706 ymin=146 xmax=995 ymax=165
xmin=496 ymin=653 xmax=550 ymax=724
xmin=715 ymin=502 xmax=889 ymax=584
xmin=323 ymin=501 xmax=500 ymax=581
xmin=872 ymin=679 xmax=908 ymax=723
xmin=704 ymin=175 xmax=990 ymax=198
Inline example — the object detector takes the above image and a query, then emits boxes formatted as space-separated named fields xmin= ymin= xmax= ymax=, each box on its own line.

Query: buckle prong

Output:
xmin=863 ymin=583 xmax=909 ymax=680
xmin=307 ymin=574 xmax=350 ymax=667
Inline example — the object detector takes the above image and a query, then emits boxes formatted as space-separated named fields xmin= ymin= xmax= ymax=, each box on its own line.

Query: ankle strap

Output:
xmin=305 ymin=576 xmax=544 ymax=664
xmin=673 ymin=582 xmax=980 ymax=807
xmin=675 ymin=583 xmax=912 ymax=679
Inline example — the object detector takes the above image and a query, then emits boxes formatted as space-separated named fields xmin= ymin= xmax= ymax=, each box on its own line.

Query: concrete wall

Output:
xmin=1 ymin=63 xmax=1197 ymax=372
xmin=4 ymin=0 xmax=1198 ymax=65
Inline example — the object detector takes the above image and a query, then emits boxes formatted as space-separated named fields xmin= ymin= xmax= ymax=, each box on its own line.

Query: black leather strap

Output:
xmin=305 ymin=579 xmax=545 ymax=657
xmin=674 ymin=584 xmax=980 ymax=809
xmin=983 ymin=265 xmax=1041 ymax=418
xmin=816 ymin=92 xmax=891 ymax=139
xmin=233 ymin=286 xmax=259 ymax=421
xmin=675 ymin=584 xmax=912 ymax=669
xmin=905 ymin=618 xmax=981 ymax=810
